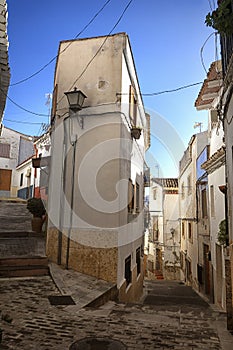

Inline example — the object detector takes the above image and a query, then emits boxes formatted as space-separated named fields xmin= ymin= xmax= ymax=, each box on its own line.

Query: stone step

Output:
xmin=0 ymin=257 xmax=49 ymax=278
xmin=0 ymin=256 xmax=48 ymax=266
xmin=0 ymin=234 xmax=46 ymax=258
xmin=0 ymin=267 xmax=49 ymax=278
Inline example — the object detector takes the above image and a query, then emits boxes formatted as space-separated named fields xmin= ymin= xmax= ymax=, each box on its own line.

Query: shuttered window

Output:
xmin=0 ymin=143 xmax=10 ymax=158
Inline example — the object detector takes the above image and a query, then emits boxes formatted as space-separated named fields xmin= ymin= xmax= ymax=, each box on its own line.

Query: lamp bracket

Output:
xmin=77 ymin=115 xmax=84 ymax=129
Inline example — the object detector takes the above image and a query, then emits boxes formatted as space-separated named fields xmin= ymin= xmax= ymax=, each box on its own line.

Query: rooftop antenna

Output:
xmin=193 ymin=122 xmax=203 ymax=133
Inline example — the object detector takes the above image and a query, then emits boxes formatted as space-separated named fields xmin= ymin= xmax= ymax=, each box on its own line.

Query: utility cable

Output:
xmin=0 ymin=88 xmax=48 ymax=117
xmin=141 ymin=82 xmax=203 ymax=96
xmin=200 ymin=32 xmax=216 ymax=75
xmin=3 ymin=118 xmax=43 ymax=125
xmin=57 ymin=0 xmax=134 ymax=105
xmin=3 ymin=80 xmax=206 ymax=119
xmin=9 ymin=0 xmax=112 ymax=87
xmin=207 ymin=0 xmax=213 ymax=11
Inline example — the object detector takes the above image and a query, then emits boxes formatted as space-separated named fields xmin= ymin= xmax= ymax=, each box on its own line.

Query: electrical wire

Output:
xmin=207 ymin=0 xmax=213 ymax=11
xmin=57 ymin=0 xmax=134 ymax=105
xmin=200 ymin=32 xmax=216 ymax=74
xmin=3 ymin=118 xmax=43 ymax=125
xmin=140 ymin=82 xmax=203 ymax=96
xmin=0 ymin=87 xmax=48 ymax=117
xmin=2 ymin=80 xmax=206 ymax=119
xmin=9 ymin=0 xmax=112 ymax=87
xmin=212 ymin=0 xmax=216 ymax=9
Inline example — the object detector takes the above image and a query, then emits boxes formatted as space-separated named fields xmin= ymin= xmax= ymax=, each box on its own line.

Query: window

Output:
xmin=20 ymin=173 xmax=24 ymax=187
xmin=210 ymin=185 xmax=215 ymax=217
xmin=189 ymin=144 xmax=192 ymax=158
xmin=201 ymin=188 xmax=208 ymax=218
xmin=136 ymin=182 xmax=140 ymax=212
xmin=182 ymin=221 xmax=185 ymax=238
xmin=181 ymin=182 xmax=185 ymax=199
xmin=188 ymin=222 xmax=192 ymax=242
xmin=187 ymin=259 xmax=192 ymax=282
xmin=153 ymin=217 xmax=159 ymax=241
xmin=129 ymin=85 xmax=137 ymax=126
xmin=128 ymin=179 xmax=134 ymax=213
xmin=153 ymin=187 xmax=157 ymax=200
xmin=125 ymin=255 xmax=132 ymax=286
xmin=0 ymin=143 xmax=10 ymax=158
xmin=187 ymin=175 xmax=191 ymax=195
xmin=136 ymin=247 xmax=141 ymax=276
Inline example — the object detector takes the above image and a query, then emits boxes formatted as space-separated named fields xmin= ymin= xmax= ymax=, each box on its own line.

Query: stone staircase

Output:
xmin=0 ymin=200 xmax=48 ymax=278
xmin=154 ymin=270 xmax=164 ymax=280
xmin=0 ymin=256 xmax=49 ymax=277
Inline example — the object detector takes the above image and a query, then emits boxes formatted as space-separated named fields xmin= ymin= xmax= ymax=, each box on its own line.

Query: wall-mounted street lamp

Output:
xmin=170 ymin=228 xmax=175 ymax=236
xmin=64 ymin=87 xmax=87 ymax=128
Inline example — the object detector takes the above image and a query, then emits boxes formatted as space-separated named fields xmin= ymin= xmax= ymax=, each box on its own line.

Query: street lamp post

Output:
xmin=63 ymin=87 xmax=87 ymax=269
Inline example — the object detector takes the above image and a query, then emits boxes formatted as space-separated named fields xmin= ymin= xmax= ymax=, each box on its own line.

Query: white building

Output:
xmin=147 ymin=178 xmax=164 ymax=279
xmin=195 ymin=60 xmax=226 ymax=310
xmin=14 ymin=131 xmax=51 ymax=201
xmin=218 ymin=8 xmax=233 ymax=329
xmin=147 ymin=178 xmax=179 ymax=280
xmin=47 ymin=33 xmax=150 ymax=302
xmin=0 ymin=126 xmax=34 ymax=198
xmin=179 ymin=131 xmax=208 ymax=291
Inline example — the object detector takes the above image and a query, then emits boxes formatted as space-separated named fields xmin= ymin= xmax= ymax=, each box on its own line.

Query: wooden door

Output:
xmin=0 ymin=169 xmax=12 ymax=191
xmin=203 ymin=244 xmax=210 ymax=295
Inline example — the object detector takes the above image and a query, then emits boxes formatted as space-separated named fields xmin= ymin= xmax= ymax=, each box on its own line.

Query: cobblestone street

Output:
xmin=0 ymin=276 xmax=232 ymax=349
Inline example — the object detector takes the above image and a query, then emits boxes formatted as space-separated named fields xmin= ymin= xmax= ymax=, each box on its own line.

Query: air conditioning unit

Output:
xmin=26 ymin=168 xmax=31 ymax=177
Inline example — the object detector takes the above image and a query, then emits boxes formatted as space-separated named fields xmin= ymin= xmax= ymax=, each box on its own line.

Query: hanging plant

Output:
xmin=205 ymin=0 xmax=233 ymax=36
xmin=217 ymin=219 xmax=228 ymax=246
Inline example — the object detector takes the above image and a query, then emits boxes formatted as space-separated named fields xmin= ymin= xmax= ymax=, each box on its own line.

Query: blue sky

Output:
xmin=4 ymin=0 xmax=218 ymax=176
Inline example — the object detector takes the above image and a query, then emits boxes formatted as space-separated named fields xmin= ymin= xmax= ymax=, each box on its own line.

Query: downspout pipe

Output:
xmin=65 ymin=134 xmax=77 ymax=270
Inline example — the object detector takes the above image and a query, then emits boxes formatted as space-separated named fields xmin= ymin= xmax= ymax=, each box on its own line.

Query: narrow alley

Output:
xmin=0 ymin=195 xmax=232 ymax=350
xmin=0 ymin=275 xmax=232 ymax=350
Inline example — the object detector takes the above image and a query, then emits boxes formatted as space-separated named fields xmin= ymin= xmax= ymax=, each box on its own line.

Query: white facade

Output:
xmin=0 ymin=126 xmax=34 ymax=197
xmin=179 ymin=132 xmax=208 ymax=290
xmin=47 ymin=33 xmax=149 ymax=301
xmin=194 ymin=60 xmax=226 ymax=309
xmin=146 ymin=178 xmax=180 ymax=280
xmin=163 ymin=191 xmax=180 ymax=280
xmin=33 ymin=132 xmax=51 ymax=200
xmin=15 ymin=158 xmax=34 ymax=199
xmin=146 ymin=179 xmax=163 ymax=279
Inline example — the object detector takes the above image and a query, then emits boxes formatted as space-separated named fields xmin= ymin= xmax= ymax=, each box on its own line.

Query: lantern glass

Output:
xmin=64 ymin=87 xmax=87 ymax=112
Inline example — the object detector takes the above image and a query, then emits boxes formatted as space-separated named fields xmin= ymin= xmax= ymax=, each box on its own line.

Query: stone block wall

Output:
xmin=225 ymin=246 xmax=233 ymax=331
xmin=118 ymin=263 xmax=144 ymax=303
xmin=46 ymin=227 xmax=118 ymax=283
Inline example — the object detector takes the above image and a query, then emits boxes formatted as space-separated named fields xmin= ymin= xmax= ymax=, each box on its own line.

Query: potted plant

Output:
xmin=217 ymin=219 xmax=228 ymax=246
xmin=27 ymin=197 xmax=46 ymax=233
xmin=205 ymin=0 xmax=233 ymax=36
xmin=131 ymin=126 xmax=142 ymax=139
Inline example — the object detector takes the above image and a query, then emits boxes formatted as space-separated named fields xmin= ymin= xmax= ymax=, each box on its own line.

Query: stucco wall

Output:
xmin=48 ymin=33 xmax=146 ymax=301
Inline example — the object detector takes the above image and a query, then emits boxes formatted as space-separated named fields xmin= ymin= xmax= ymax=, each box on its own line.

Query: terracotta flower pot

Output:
xmin=31 ymin=216 xmax=43 ymax=233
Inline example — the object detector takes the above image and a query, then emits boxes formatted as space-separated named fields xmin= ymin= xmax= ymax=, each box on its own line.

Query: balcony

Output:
xmin=218 ymin=0 xmax=233 ymax=76
xmin=220 ymin=34 xmax=233 ymax=76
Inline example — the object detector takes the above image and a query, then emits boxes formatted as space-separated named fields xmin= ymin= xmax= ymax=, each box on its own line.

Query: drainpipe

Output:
xmin=65 ymin=134 xmax=77 ymax=270
xmin=57 ymin=139 xmax=66 ymax=265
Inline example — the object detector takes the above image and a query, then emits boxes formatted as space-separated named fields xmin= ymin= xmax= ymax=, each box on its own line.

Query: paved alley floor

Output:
xmin=0 ymin=277 xmax=232 ymax=350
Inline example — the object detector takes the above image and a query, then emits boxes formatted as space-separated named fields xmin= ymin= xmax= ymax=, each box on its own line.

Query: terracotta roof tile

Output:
xmin=195 ymin=61 xmax=222 ymax=109
xmin=153 ymin=178 xmax=178 ymax=188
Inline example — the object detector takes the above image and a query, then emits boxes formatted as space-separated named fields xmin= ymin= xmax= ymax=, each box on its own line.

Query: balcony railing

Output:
xmin=218 ymin=0 xmax=233 ymax=76
xmin=220 ymin=33 xmax=233 ymax=76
